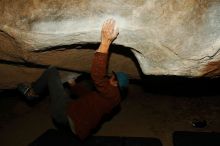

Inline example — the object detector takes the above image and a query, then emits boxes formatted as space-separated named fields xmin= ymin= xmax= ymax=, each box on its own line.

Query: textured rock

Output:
xmin=1 ymin=0 xmax=220 ymax=88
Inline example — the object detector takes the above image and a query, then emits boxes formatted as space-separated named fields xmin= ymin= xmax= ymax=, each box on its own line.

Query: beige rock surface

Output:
xmin=1 ymin=0 xmax=220 ymax=88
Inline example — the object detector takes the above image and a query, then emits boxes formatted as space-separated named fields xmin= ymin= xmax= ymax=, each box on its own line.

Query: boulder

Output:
xmin=1 ymin=0 xmax=220 ymax=88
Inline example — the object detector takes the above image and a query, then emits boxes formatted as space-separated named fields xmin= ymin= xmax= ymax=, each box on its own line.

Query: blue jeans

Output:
xmin=32 ymin=66 xmax=71 ymax=127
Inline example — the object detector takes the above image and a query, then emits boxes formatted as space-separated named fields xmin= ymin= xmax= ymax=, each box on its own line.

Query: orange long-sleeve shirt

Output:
xmin=66 ymin=52 xmax=120 ymax=140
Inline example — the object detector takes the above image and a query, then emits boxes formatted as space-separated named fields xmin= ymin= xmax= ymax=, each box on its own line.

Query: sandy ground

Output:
xmin=0 ymin=80 xmax=220 ymax=146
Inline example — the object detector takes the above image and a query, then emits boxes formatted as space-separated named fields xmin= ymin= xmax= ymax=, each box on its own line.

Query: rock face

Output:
xmin=1 ymin=0 xmax=220 ymax=88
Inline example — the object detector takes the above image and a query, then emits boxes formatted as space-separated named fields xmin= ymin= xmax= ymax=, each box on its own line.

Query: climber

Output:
xmin=17 ymin=18 xmax=129 ymax=140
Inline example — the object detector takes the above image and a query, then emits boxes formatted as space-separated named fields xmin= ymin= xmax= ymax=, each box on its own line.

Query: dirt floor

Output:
xmin=0 ymin=77 xmax=220 ymax=146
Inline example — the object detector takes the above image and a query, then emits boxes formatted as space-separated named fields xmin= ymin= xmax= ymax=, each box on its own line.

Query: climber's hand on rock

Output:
xmin=101 ymin=18 xmax=119 ymax=45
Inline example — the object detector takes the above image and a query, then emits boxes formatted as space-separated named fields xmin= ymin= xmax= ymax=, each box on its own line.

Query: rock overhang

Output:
xmin=1 ymin=0 xmax=220 ymax=78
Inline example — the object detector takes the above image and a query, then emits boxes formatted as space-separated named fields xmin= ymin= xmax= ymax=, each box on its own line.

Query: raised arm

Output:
xmin=91 ymin=18 xmax=119 ymax=92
